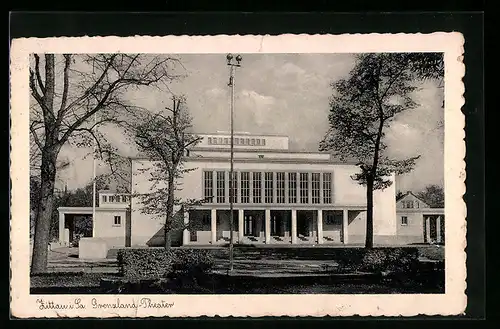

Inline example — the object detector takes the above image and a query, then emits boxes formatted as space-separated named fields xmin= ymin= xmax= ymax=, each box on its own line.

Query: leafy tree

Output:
xmin=129 ymin=96 xmax=203 ymax=249
xmin=396 ymin=190 xmax=405 ymax=200
xmin=417 ymin=184 xmax=444 ymax=208
xmin=319 ymin=53 xmax=443 ymax=248
xmin=29 ymin=54 xmax=180 ymax=273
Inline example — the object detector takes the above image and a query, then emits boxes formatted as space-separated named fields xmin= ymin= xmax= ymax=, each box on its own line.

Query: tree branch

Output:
xmin=58 ymin=54 xmax=72 ymax=116
xmin=57 ymin=54 xmax=118 ymax=123
xmin=30 ymin=121 xmax=44 ymax=150
xmin=33 ymin=54 xmax=46 ymax=95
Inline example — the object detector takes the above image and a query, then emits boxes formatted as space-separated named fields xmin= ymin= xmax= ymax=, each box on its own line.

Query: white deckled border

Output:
xmin=10 ymin=33 xmax=466 ymax=318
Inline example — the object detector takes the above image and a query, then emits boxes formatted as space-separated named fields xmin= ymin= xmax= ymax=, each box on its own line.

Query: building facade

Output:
xmin=58 ymin=132 xmax=445 ymax=250
xmin=129 ymin=132 xmax=397 ymax=247
xmin=395 ymin=192 xmax=445 ymax=244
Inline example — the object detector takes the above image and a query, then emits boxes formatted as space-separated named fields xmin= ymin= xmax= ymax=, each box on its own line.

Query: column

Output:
xmin=436 ymin=216 xmax=442 ymax=243
xmin=211 ymin=208 xmax=217 ymax=244
xmin=238 ymin=209 xmax=244 ymax=242
xmin=265 ymin=209 xmax=271 ymax=244
xmin=317 ymin=209 xmax=323 ymax=244
xmin=58 ymin=211 xmax=65 ymax=245
xmin=182 ymin=210 xmax=190 ymax=246
xmin=342 ymin=209 xmax=349 ymax=244
xmin=425 ymin=216 xmax=431 ymax=243
xmin=291 ymin=209 xmax=297 ymax=244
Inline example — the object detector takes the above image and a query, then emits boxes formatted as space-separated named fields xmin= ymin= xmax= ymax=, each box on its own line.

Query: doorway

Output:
xmin=297 ymin=211 xmax=312 ymax=237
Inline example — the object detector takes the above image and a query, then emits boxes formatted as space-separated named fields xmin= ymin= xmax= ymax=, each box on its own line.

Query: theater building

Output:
xmin=58 ymin=132 xmax=405 ymax=249
xmin=130 ymin=132 xmax=397 ymax=247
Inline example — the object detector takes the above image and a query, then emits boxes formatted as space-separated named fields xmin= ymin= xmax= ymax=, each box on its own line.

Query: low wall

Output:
xmin=79 ymin=238 xmax=108 ymax=259
xmin=347 ymin=235 xmax=424 ymax=245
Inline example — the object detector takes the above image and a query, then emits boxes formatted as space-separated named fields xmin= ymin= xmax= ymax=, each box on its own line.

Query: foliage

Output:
xmin=417 ymin=184 xmax=445 ymax=208
xmin=125 ymin=96 xmax=204 ymax=248
xmin=396 ymin=190 xmax=405 ymax=200
xmin=355 ymin=248 xmax=420 ymax=274
xmin=117 ymin=248 xmax=215 ymax=280
xmin=29 ymin=53 xmax=181 ymax=273
xmin=32 ymin=174 xmax=114 ymax=241
xmin=319 ymin=53 xmax=443 ymax=248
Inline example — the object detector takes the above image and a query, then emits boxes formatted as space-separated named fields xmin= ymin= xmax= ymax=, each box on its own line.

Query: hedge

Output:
xmin=117 ymin=248 xmax=215 ymax=280
xmin=354 ymin=248 xmax=420 ymax=273
xmin=117 ymin=247 xmax=420 ymax=278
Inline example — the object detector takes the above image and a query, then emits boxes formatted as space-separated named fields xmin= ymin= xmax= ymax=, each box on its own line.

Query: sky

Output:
xmin=55 ymin=53 xmax=444 ymax=193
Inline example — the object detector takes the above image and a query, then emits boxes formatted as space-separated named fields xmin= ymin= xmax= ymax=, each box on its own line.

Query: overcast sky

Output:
xmin=56 ymin=53 xmax=444 ymax=193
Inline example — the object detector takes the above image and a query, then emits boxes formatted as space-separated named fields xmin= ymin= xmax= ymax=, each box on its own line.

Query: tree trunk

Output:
xmin=164 ymin=174 xmax=175 ymax=250
xmin=365 ymin=176 xmax=374 ymax=249
xmin=30 ymin=147 xmax=58 ymax=274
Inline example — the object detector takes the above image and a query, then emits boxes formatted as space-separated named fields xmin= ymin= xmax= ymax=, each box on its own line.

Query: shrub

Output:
xmin=170 ymin=249 xmax=215 ymax=278
xmin=355 ymin=248 xmax=419 ymax=274
xmin=117 ymin=248 xmax=215 ymax=280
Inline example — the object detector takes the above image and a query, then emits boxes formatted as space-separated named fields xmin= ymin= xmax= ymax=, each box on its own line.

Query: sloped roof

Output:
xmin=396 ymin=191 xmax=429 ymax=206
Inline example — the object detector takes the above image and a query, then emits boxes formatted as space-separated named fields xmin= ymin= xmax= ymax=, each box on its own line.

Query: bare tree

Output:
xmin=29 ymin=53 xmax=180 ymax=273
xmin=319 ymin=53 xmax=443 ymax=249
xmin=129 ymin=96 xmax=203 ymax=249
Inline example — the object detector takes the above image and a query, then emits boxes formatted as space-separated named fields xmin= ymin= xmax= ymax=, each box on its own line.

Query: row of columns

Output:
xmin=183 ymin=209 xmax=349 ymax=245
xmin=425 ymin=215 xmax=443 ymax=243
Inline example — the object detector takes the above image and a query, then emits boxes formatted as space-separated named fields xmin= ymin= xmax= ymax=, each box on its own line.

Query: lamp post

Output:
xmin=226 ymin=53 xmax=242 ymax=272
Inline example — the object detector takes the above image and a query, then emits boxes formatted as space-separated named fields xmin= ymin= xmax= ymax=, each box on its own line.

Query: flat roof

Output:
xmin=131 ymin=156 xmax=357 ymax=165
xmin=196 ymin=132 xmax=289 ymax=138
xmin=189 ymin=147 xmax=326 ymax=154
xmin=57 ymin=206 xmax=128 ymax=214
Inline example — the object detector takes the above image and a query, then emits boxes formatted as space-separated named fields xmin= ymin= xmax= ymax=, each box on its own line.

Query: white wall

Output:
xmin=131 ymin=160 xmax=169 ymax=246
xmin=191 ymin=150 xmax=330 ymax=160
xmin=93 ymin=209 xmax=127 ymax=248
xmin=373 ymin=175 xmax=397 ymax=235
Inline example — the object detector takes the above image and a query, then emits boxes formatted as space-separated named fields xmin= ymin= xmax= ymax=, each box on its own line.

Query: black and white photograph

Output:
xmin=10 ymin=34 xmax=466 ymax=317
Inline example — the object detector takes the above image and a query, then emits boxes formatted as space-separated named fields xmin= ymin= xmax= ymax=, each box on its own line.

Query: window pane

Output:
xmin=229 ymin=171 xmax=238 ymax=203
xmin=265 ymin=172 xmax=273 ymax=203
xmin=241 ymin=172 xmax=250 ymax=203
xmin=299 ymin=173 xmax=309 ymax=204
xmin=312 ymin=173 xmax=320 ymax=204
xmin=252 ymin=172 xmax=261 ymax=203
xmin=288 ymin=172 xmax=297 ymax=203
xmin=323 ymin=173 xmax=332 ymax=204
xmin=204 ymin=171 xmax=214 ymax=202
xmin=276 ymin=172 xmax=285 ymax=203
xmin=216 ymin=171 xmax=225 ymax=203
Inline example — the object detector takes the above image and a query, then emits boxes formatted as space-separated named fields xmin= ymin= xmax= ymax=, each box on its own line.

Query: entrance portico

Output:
xmin=422 ymin=210 xmax=445 ymax=244
xmin=57 ymin=207 xmax=93 ymax=246
xmin=183 ymin=206 xmax=356 ymax=246
xmin=57 ymin=206 xmax=130 ymax=248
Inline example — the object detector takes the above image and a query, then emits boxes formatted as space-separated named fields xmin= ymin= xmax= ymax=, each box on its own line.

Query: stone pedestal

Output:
xmin=79 ymin=238 xmax=108 ymax=259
